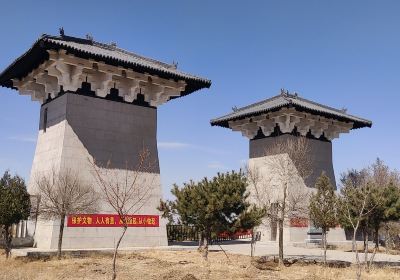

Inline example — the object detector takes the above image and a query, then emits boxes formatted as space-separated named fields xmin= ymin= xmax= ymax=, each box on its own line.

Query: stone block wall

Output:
xmin=27 ymin=93 xmax=167 ymax=249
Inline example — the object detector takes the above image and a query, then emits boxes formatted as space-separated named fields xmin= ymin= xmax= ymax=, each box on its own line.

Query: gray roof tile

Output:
xmin=211 ymin=93 xmax=372 ymax=129
xmin=43 ymin=36 xmax=209 ymax=83
xmin=0 ymin=34 xmax=211 ymax=96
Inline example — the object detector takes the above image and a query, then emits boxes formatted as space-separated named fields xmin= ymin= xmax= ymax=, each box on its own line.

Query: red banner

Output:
xmin=290 ymin=217 xmax=309 ymax=228
xmin=67 ymin=214 xmax=159 ymax=227
xmin=218 ymin=229 xmax=252 ymax=238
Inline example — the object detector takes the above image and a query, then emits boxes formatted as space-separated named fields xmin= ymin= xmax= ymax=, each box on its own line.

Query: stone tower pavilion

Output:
xmin=211 ymin=90 xmax=371 ymax=243
xmin=0 ymin=33 xmax=211 ymax=249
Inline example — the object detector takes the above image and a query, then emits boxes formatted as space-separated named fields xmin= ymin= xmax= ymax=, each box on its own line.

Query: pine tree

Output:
xmin=0 ymin=171 xmax=31 ymax=258
xmin=309 ymin=172 xmax=338 ymax=265
xmin=368 ymin=159 xmax=400 ymax=249
xmin=161 ymin=170 xmax=264 ymax=260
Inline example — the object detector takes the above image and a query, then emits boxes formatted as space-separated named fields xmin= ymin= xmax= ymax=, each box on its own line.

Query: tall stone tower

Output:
xmin=0 ymin=33 xmax=210 ymax=249
xmin=211 ymin=90 xmax=371 ymax=243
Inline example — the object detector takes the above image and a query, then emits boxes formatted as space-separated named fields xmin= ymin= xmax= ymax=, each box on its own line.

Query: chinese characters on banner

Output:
xmin=67 ymin=214 xmax=159 ymax=227
xmin=289 ymin=217 xmax=309 ymax=228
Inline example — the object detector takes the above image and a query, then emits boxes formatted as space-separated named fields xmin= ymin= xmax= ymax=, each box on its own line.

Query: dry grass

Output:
xmin=330 ymin=243 xmax=400 ymax=255
xmin=0 ymin=250 xmax=399 ymax=280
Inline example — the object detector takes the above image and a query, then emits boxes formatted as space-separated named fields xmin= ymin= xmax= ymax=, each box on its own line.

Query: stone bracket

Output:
xmin=11 ymin=50 xmax=187 ymax=106
xmin=228 ymin=108 xmax=354 ymax=140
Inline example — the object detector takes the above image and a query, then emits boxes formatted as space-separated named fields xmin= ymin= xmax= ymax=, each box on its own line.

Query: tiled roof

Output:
xmin=211 ymin=93 xmax=372 ymax=129
xmin=0 ymin=34 xmax=211 ymax=96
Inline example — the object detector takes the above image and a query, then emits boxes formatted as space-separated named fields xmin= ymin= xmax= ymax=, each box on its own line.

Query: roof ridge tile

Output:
xmin=211 ymin=93 xmax=372 ymax=129
xmin=0 ymin=33 xmax=211 ymax=96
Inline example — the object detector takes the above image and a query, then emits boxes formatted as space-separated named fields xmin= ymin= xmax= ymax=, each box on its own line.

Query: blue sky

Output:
xmin=0 ymin=1 xmax=399 ymax=199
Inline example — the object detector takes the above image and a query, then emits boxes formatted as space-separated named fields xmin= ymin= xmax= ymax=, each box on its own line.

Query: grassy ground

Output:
xmin=328 ymin=243 xmax=400 ymax=255
xmin=1 ymin=250 xmax=399 ymax=280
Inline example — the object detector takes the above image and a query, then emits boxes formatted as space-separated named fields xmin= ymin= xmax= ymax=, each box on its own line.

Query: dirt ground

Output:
xmin=327 ymin=243 xmax=400 ymax=255
xmin=1 ymin=250 xmax=399 ymax=280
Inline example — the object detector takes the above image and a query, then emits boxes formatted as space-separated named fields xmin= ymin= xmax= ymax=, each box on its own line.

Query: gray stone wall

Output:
xmin=28 ymin=93 xmax=167 ymax=249
xmin=249 ymin=134 xmax=336 ymax=189
xmin=40 ymin=93 xmax=159 ymax=173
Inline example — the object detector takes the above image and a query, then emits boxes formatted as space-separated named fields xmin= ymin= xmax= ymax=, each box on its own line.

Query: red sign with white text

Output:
xmin=67 ymin=214 xmax=159 ymax=227
xmin=290 ymin=217 xmax=309 ymax=228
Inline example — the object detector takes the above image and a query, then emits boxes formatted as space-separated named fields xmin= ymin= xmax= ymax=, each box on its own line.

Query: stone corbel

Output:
xmin=13 ymin=78 xmax=46 ymax=103
xmin=13 ymin=51 xmax=188 ymax=106
xmin=35 ymin=72 xmax=60 ymax=99
xmin=87 ymin=72 xmax=114 ymax=98
xmin=28 ymin=83 xmax=46 ymax=103
xmin=274 ymin=114 xmax=300 ymax=133
xmin=241 ymin=122 xmax=259 ymax=139
xmin=152 ymin=87 xmax=182 ymax=106
xmin=324 ymin=122 xmax=353 ymax=140
xmin=324 ymin=129 xmax=340 ymax=140
xmin=115 ymin=78 xmax=140 ymax=103
xmin=257 ymin=118 xmax=276 ymax=136
xmin=54 ymin=61 xmax=84 ymax=92
xmin=142 ymin=80 xmax=164 ymax=105
xmin=310 ymin=120 xmax=329 ymax=138
xmin=296 ymin=118 xmax=315 ymax=136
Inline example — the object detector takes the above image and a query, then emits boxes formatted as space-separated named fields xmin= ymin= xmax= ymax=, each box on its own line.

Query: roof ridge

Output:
xmin=292 ymin=95 xmax=370 ymax=122
xmin=293 ymin=95 xmax=344 ymax=114
xmin=229 ymin=94 xmax=286 ymax=115
xmin=42 ymin=33 xmax=176 ymax=69
xmin=92 ymin=41 xmax=176 ymax=69
xmin=42 ymin=34 xmax=93 ymax=45
xmin=0 ymin=33 xmax=211 ymax=95
xmin=210 ymin=92 xmax=372 ymax=129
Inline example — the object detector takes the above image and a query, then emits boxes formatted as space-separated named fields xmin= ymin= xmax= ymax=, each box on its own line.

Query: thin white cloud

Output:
xmin=158 ymin=141 xmax=230 ymax=155
xmin=157 ymin=142 xmax=192 ymax=149
xmin=7 ymin=136 xmax=37 ymax=143
xmin=207 ymin=161 xmax=228 ymax=170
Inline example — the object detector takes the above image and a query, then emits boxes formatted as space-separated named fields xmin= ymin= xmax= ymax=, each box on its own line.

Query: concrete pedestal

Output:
xmin=27 ymin=93 xmax=167 ymax=249
xmin=248 ymin=134 xmax=339 ymax=244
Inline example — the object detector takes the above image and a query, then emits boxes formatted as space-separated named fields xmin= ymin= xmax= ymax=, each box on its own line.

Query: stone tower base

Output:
xmin=26 ymin=93 xmax=167 ymax=249
xmin=248 ymin=134 xmax=346 ymax=244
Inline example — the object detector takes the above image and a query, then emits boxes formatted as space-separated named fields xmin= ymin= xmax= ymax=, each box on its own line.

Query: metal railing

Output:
xmin=167 ymin=225 xmax=256 ymax=242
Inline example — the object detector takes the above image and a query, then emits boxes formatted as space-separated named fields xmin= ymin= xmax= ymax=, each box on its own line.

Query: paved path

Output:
xmin=11 ymin=241 xmax=400 ymax=264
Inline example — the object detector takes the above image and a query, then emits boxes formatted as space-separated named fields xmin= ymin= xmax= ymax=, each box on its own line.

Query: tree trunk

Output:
xmin=368 ymin=245 xmax=378 ymax=270
xmin=374 ymin=226 xmax=379 ymax=250
xmin=112 ymin=225 xmax=128 ymax=280
xmin=322 ymin=229 xmax=327 ymax=265
xmin=278 ymin=184 xmax=287 ymax=267
xmin=353 ymin=227 xmax=362 ymax=280
xmin=201 ymin=232 xmax=209 ymax=261
xmin=364 ymin=230 xmax=369 ymax=271
xmin=4 ymin=225 xmax=12 ymax=259
xmin=278 ymin=218 xmax=284 ymax=266
xmin=250 ymin=230 xmax=255 ymax=257
xmin=385 ymin=224 xmax=389 ymax=253
xmin=199 ymin=231 xmax=204 ymax=249
xmin=57 ymin=214 xmax=66 ymax=260
xmin=362 ymin=228 xmax=366 ymax=252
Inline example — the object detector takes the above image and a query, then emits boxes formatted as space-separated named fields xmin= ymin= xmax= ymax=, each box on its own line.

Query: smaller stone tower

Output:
xmin=211 ymin=90 xmax=372 ymax=243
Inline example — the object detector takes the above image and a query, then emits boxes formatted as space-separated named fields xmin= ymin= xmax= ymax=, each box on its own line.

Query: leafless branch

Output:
xmin=88 ymin=147 xmax=157 ymax=280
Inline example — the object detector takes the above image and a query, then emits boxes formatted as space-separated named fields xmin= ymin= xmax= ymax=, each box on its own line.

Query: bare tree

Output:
xmin=90 ymin=147 xmax=156 ymax=280
xmin=338 ymin=172 xmax=380 ymax=280
xmin=35 ymin=168 xmax=99 ymax=259
xmin=339 ymin=160 xmax=400 ymax=278
xmin=247 ymin=136 xmax=312 ymax=266
xmin=246 ymin=165 xmax=265 ymax=258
